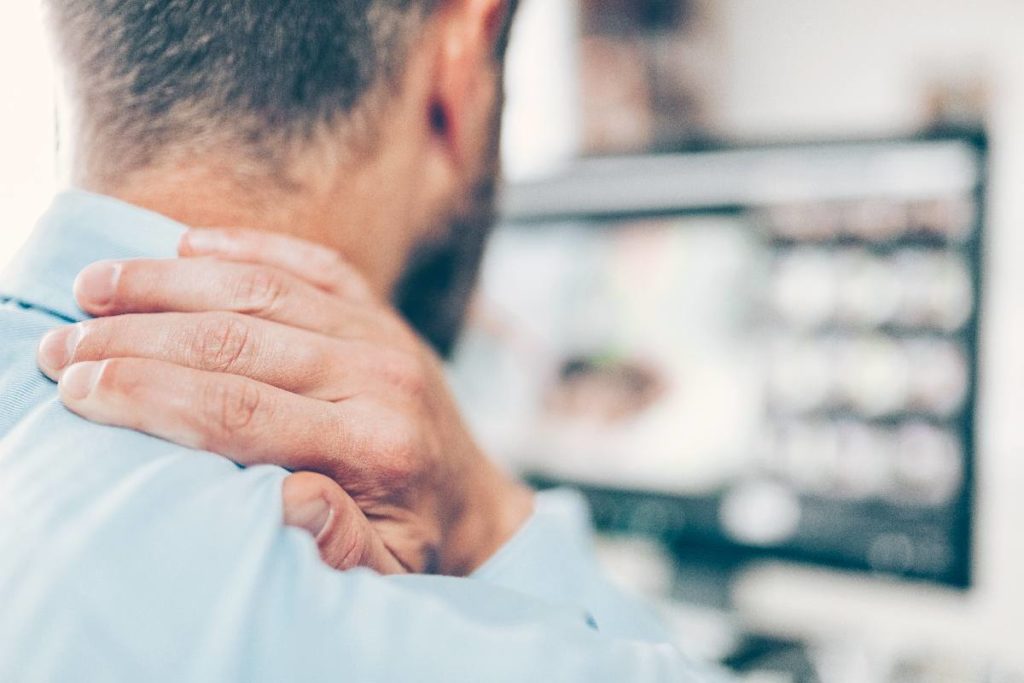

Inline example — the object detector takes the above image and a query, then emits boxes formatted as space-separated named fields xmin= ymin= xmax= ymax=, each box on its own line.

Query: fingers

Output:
xmin=37 ymin=312 xmax=380 ymax=401
xmin=56 ymin=357 xmax=360 ymax=476
xmin=179 ymin=228 xmax=375 ymax=303
xmin=74 ymin=258 xmax=383 ymax=341
xmin=282 ymin=472 xmax=404 ymax=574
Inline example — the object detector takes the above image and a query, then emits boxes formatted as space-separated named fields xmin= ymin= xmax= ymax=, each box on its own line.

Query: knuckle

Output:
xmin=330 ymin=518 xmax=370 ymax=570
xmin=379 ymin=420 xmax=420 ymax=481
xmin=191 ymin=314 xmax=255 ymax=373
xmin=233 ymin=267 xmax=288 ymax=314
xmin=316 ymin=248 xmax=347 ymax=277
xmin=379 ymin=350 xmax=429 ymax=400
xmin=334 ymin=543 xmax=367 ymax=571
xmin=202 ymin=379 xmax=263 ymax=437
xmin=313 ymin=249 xmax=372 ymax=300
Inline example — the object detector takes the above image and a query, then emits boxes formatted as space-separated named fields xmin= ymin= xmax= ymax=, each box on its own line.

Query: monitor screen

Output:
xmin=449 ymin=131 xmax=984 ymax=587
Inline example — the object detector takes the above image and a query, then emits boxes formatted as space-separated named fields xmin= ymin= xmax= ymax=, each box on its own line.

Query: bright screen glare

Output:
xmin=0 ymin=4 xmax=57 ymax=268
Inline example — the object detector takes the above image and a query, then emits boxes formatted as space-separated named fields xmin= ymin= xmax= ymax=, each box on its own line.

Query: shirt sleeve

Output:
xmin=238 ymin=482 xmax=720 ymax=683
xmin=0 ymin=406 xmax=724 ymax=683
xmin=472 ymin=488 xmax=671 ymax=642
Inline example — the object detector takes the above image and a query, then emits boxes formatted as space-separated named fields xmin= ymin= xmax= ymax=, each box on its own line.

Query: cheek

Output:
xmin=391 ymin=148 xmax=499 ymax=357
xmin=392 ymin=235 xmax=473 ymax=358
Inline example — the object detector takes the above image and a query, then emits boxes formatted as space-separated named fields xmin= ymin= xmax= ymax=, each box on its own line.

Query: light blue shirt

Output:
xmin=0 ymin=191 xmax=720 ymax=682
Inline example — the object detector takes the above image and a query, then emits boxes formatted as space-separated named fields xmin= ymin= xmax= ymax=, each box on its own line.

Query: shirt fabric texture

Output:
xmin=0 ymin=190 xmax=720 ymax=682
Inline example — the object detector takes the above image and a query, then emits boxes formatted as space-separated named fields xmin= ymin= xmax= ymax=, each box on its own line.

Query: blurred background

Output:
xmin=2 ymin=1 xmax=1022 ymax=681
xmin=457 ymin=1 xmax=1024 ymax=680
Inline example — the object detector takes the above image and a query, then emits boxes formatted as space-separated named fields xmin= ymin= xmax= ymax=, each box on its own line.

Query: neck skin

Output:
xmin=64 ymin=36 xmax=449 ymax=302
xmin=78 ymin=137 xmax=421 ymax=300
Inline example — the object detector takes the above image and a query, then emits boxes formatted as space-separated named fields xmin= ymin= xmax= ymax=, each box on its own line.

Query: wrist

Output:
xmin=440 ymin=460 xmax=534 ymax=576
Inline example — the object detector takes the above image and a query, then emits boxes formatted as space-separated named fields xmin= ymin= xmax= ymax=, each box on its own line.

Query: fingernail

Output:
xmin=61 ymin=361 xmax=103 ymax=401
xmin=74 ymin=262 xmax=122 ymax=308
xmin=286 ymin=497 xmax=333 ymax=540
xmin=38 ymin=324 xmax=83 ymax=375
xmin=182 ymin=230 xmax=231 ymax=255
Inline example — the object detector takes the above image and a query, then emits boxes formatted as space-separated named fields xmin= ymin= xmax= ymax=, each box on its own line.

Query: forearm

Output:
xmin=439 ymin=454 xmax=536 ymax=576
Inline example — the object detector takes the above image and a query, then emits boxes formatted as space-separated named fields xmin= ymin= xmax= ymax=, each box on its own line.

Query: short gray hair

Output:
xmin=46 ymin=0 xmax=441 ymax=184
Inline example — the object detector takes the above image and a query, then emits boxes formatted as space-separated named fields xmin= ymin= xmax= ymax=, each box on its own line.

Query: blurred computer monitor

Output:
xmin=450 ymin=129 xmax=985 ymax=588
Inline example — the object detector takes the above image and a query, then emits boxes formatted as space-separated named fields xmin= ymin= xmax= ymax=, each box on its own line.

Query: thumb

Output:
xmin=282 ymin=472 xmax=405 ymax=575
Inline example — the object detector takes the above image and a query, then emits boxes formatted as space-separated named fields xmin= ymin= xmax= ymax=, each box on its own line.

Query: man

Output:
xmin=0 ymin=1 xmax=722 ymax=680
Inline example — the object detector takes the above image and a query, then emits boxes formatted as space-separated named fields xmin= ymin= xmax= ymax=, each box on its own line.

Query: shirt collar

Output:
xmin=0 ymin=189 xmax=186 ymax=322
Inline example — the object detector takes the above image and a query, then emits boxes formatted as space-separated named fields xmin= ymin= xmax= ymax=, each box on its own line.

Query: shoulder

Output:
xmin=0 ymin=321 xmax=307 ymax=679
xmin=0 ymin=301 xmax=64 ymax=433
xmin=0 ymin=380 xmax=292 ymax=573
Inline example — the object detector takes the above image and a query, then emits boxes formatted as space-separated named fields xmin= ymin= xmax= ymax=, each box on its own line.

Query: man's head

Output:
xmin=45 ymin=0 xmax=517 ymax=355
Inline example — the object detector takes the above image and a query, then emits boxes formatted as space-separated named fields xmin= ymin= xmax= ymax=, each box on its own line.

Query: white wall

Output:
xmin=501 ymin=0 xmax=581 ymax=181
xmin=0 ymin=3 xmax=56 ymax=268
xmin=717 ymin=0 xmax=1024 ymax=664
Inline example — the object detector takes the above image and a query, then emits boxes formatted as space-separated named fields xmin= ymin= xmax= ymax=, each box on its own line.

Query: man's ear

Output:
xmin=428 ymin=0 xmax=509 ymax=170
